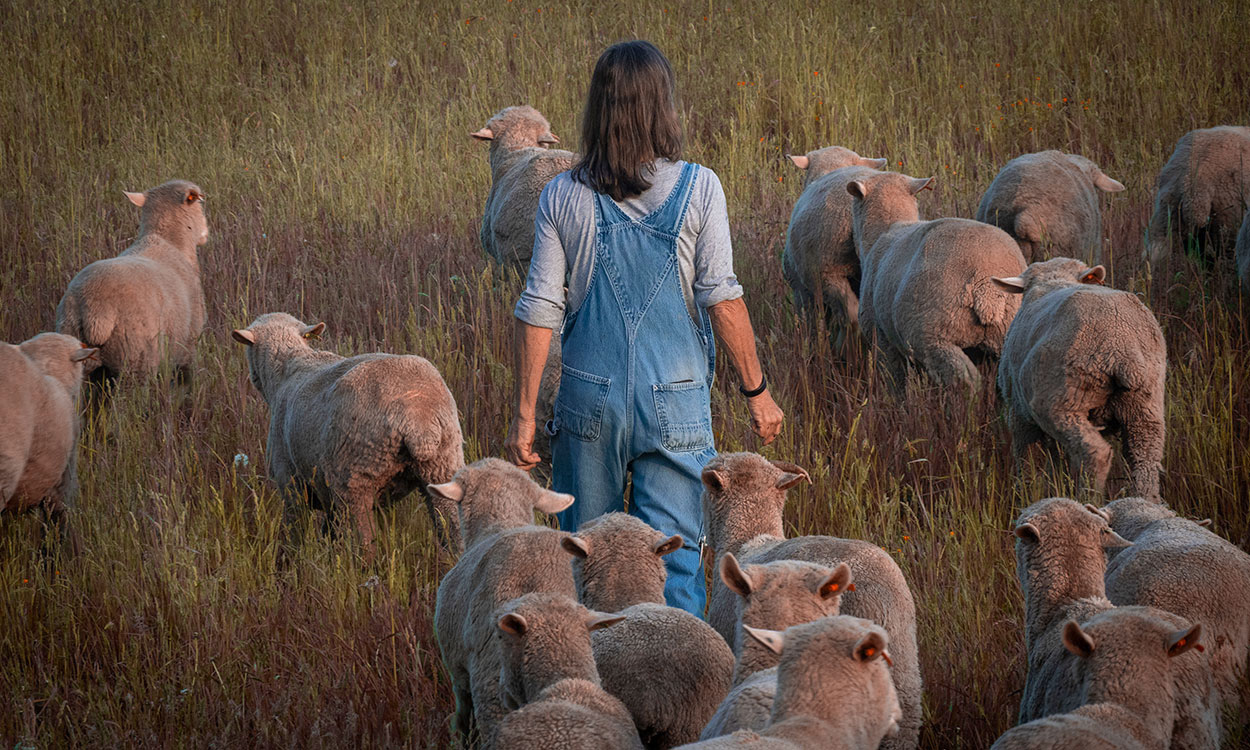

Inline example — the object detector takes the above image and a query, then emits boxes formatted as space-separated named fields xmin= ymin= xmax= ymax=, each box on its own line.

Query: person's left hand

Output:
xmin=505 ymin=417 xmax=542 ymax=470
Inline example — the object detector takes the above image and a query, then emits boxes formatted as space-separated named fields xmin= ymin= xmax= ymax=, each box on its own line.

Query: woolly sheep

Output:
xmin=781 ymin=146 xmax=888 ymax=351
xmin=846 ymin=172 xmax=1026 ymax=390
xmin=562 ymin=512 xmax=733 ymax=749
xmin=1145 ymin=126 xmax=1250 ymax=265
xmin=993 ymin=258 xmax=1166 ymax=500
xmin=0 ymin=333 xmax=97 ymax=544
xmin=1236 ymin=207 xmax=1250 ymax=295
xmin=991 ymin=608 xmax=1207 ymax=750
xmin=57 ymin=180 xmax=208 ymax=384
xmin=433 ymin=466 xmax=577 ymax=743
xmin=1012 ymin=497 xmax=1220 ymax=748
xmin=975 ymin=150 xmax=1125 ymax=264
xmin=701 ymin=452 xmax=922 ymax=750
xmin=230 ymin=313 xmax=464 ymax=557
xmin=676 ymin=616 xmax=902 ymax=750
xmin=699 ymin=555 xmax=852 ymax=740
xmin=1101 ymin=496 xmax=1250 ymax=721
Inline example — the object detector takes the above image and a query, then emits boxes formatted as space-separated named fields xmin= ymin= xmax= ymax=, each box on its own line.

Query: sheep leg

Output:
xmin=918 ymin=342 xmax=981 ymax=391
xmin=822 ymin=275 xmax=859 ymax=356
xmin=1048 ymin=414 xmax=1113 ymax=496
xmin=348 ymin=496 xmax=379 ymax=566
xmin=1119 ymin=414 xmax=1165 ymax=501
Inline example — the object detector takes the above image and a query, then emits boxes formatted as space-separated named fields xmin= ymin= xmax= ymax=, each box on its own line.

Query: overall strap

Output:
xmin=647 ymin=161 xmax=699 ymax=235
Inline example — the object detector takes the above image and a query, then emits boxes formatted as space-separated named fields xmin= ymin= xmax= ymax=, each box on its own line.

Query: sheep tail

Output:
xmin=969 ymin=275 xmax=1013 ymax=334
xmin=57 ymin=295 xmax=116 ymax=349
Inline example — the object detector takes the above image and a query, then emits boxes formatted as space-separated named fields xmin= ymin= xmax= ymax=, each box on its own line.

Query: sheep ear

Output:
xmin=1084 ymin=503 xmax=1110 ymax=521
xmin=561 ymin=536 xmax=589 ymax=559
xmin=744 ymin=625 xmax=784 ymax=655
xmin=1014 ymin=522 xmax=1041 ymax=543
xmin=587 ymin=612 xmax=626 ymax=632
xmin=653 ymin=535 xmax=684 ymax=557
xmin=427 ymin=480 xmax=464 ymax=504
xmin=123 ymin=190 xmax=146 ymax=207
xmin=788 ymin=154 xmax=810 ymax=170
xmin=1062 ymin=620 xmax=1095 ymax=658
xmin=1102 ymin=528 xmax=1133 ymax=549
xmin=865 ymin=157 xmax=888 ymax=170
xmin=470 ymin=127 xmax=494 ymax=141
xmin=1094 ymin=172 xmax=1126 ymax=193
xmin=719 ymin=553 xmax=754 ymax=597
xmin=1196 ymin=518 xmax=1212 ymax=528
xmin=846 ymin=180 xmax=867 ymax=198
xmin=498 ymin=613 xmax=527 ymax=637
xmin=1080 ymin=266 xmax=1106 ymax=285
xmin=231 ymin=329 xmax=256 ymax=346
xmin=1167 ymin=623 xmax=1203 ymax=657
xmin=770 ymin=460 xmax=812 ymax=490
xmin=701 ymin=468 xmax=728 ymax=491
xmin=910 ymin=177 xmax=934 ymax=194
xmin=819 ymin=562 xmax=854 ymax=599
xmin=992 ymin=276 xmax=1027 ymax=293
xmin=537 ymin=132 xmax=559 ymax=145
xmin=301 ymin=322 xmax=326 ymax=339
xmin=534 ymin=490 xmax=575 ymax=514
xmin=853 ymin=630 xmax=889 ymax=663
xmin=70 ymin=347 xmax=99 ymax=363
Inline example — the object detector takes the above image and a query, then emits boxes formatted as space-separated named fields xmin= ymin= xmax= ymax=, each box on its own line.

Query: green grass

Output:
xmin=2 ymin=0 xmax=1248 ymax=747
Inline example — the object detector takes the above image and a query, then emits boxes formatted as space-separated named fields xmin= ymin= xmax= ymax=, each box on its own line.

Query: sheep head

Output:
xmin=700 ymin=453 xmax=811 ymax=552
xmin=788 ymin=145 xmax=887 ymax=185
xmin=19 ymin=333 xmax=100 ymax=392
xmin=993 ymin=257 xmax=1106 ymax=299
xmin=845 ymin=171 xmax=933 ymax=259
xmin=427 ymin=457 xmax=573 ymax=549
xmin=561 ymin=512 xmax=681 ymax=611
xmin=128 ymin=179 xmax=209 ymax=248
xmin=472 ymin=105 xmax=560 ymax=150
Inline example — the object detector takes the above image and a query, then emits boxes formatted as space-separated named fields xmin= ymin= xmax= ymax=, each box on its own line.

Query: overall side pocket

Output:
xmin=653 ymin=381 xmax=713 ymax=452
xmin=553 ymin=365 xmax=611 ymax=442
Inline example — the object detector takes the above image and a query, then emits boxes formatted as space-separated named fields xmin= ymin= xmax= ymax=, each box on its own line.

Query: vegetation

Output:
xmin=2 ymin=0 xmax=1246 ymax=746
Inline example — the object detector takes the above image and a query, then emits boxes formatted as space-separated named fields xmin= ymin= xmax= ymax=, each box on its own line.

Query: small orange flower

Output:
xmin=813 ymin=70 xmax=819 ymax=76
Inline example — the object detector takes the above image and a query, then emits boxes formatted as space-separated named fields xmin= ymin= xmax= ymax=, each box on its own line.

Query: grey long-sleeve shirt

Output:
xmin=513 ymin=159 xmax=744 ymax=329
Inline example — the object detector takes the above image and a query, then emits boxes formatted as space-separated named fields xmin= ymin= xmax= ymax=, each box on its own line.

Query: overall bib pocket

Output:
xmin=653 ymin=380 xmax=713 ymax=452
xmin=554 ymin=365 xmax=611 ymax=442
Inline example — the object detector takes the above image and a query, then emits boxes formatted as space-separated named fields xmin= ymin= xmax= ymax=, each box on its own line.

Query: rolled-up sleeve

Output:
xmin=692 ymin=169 xmax=744 ymax=308
xmin=513 ymin=179 xmax=568 ymax=329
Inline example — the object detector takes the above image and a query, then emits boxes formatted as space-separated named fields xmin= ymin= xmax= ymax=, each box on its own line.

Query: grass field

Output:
xmin=2 ymin=0 xmax=1248 ymax=747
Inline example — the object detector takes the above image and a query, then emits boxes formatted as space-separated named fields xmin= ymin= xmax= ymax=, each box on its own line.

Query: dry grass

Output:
xmin=2 ymin=0 xmax=1248 ymax=747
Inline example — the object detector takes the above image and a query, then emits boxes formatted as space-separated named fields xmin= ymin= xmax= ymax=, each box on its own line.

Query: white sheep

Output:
xmin=781 ymin=146 xmax=888 ymax=351
xmin=0 ymin=333 xmax=97 ymax=546
xmin=700 ymin=554 xmax=853 ymax=739
xmin=230 ymin=313 xmax=465 ymax=557
xmin=676 ymin=616 xmax=902 ymax=750
xmin=57 ymin=180 xmax=208 ymax=384
xmin=993 ymin=258 xmax=1166 ymax=500
xmin=433 ymin=462 xmax=577 ymax=744
xmin=562 ymin=512 xmax=734 ymax=749
xmin=1236 ymin=207 xmax=1250 ymax=295
xmin=701 ymin=452 xmax=921 ymax=750
xmin=846 ymin=172 xmax=1026 ymax=390
xmin=1101 ymin=496 xmax=1250 ymax=724
xmin=975 ymin=150 xmax=1125 ymax=263
xmin=992 ymin=608 xmax=1207 ymax=750
xmin=1145 ymin=126 xmax=1250 ymax=265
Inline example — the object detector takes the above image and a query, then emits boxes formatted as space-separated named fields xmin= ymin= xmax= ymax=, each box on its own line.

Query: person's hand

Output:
xmin=505 ymin=417 xmax=542 ymax=470
xmin=746 ymin=391 xmax=784 ymax=445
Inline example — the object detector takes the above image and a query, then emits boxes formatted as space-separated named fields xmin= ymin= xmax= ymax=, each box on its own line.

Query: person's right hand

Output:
xmin=747 ymin=390 xmax=784 ymax=445
xmin=505 ymin=417 xmax=542 ymax=471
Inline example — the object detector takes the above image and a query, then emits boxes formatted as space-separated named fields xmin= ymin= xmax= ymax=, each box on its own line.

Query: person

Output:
xmin=504 ymin=40 xmax=783 ymax=616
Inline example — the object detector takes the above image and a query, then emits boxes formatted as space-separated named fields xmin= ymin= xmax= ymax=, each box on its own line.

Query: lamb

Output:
xmin=975 ymin=150 xmax=1125 ymax=264
xmin=561 ymin=512 xmax=734 ymax=748
xmin=1236 ymin=207 xmax=1250 ymax=295
xmin=230 ymin=313 xmax=464 ymax=557
xmin=1012 ymin=497 xmax=1220 ymax=748
xmin=846 ymin=172 xmax=1026 ymax=390
xmin=493 ymin=592 xmax=641 ymax=750
xmin=57 ymin=180 xmax=208 ymax=385
xmin=433 ymin=462 xmax=577 ymax=744
xmin=992 ymin=609 xmax=1207 ymax=750
xmin=0 ymin=333 xmax=98 ymax=546
xmin=1100 ymin=496 xmax=1250 ymax=722
xmin=675 ymin=616 xmax=903 ymax=750
xmin=700 ymin=555 xmax=853 ymax=740
xmin=1145 ymin=126 xmax=1250 ymax=265
xmin=993 ymin=258 xmax=1167 ymax=500
xmin=701 ymin=452 xmax=922 ymax=750
xmin=780 ymin=146 xmax=888 ymax=351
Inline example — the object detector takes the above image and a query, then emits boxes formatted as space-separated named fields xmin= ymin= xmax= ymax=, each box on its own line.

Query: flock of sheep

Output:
xmin=1 ymin=100 xmax=1248 ymax=749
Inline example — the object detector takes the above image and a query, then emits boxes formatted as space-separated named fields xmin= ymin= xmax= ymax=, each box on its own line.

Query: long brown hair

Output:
xmin=571 ymin=40 xmax=683 ymax=201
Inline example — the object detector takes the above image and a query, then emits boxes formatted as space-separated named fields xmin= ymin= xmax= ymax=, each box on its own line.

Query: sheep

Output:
xmin=57 ymin=180 xmax=208 ymax=386
xmin=433 ymin=468 xmax=578 ymax=744
xmin=780 ymin=146 xmax=888 ymax=351
xmin=1145 ymin=126 xmax=1250 ymax=266
xmin=1100 ymin=496 xmax=1250 ymax=722
xmin=993 ymin=258 xmax=1166 ymax=500
xmin=1236 ymin=206 xmax=1250 ymax=295
xmin=1012 ymin=497 xmax=1220 ymax=748
xmin=676 ymin=616 xmax=903 ymax=750
xmin=230 ymin=313 xmax=464 ymax=558
xmin=975 ymin=150 xmax=1126 ymax=264
xmin=991 ymin=608 xmax=1207 ymax=750
xmin=561 ymin=512 xmax=734 ymax=749
xmin=492 ymin=592 xmax=641 ymax=750
xmin=699 ymin=555 xmax=853 ymax=740
xmin=701 ymin=452 xmax=922 ymax=750
xmin=846 ymin=172 xmax=1026 ymax=391
xmin=0 ymin=333 xmax=97 ymax=547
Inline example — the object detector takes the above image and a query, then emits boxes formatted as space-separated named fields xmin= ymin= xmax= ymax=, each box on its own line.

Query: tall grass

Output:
xmin=2 ymin=1 xmax=1247 ymax=747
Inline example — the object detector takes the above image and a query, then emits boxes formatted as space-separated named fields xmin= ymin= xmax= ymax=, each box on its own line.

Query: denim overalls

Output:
xmin=551 ymin=161 xmax=715 ymax=616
